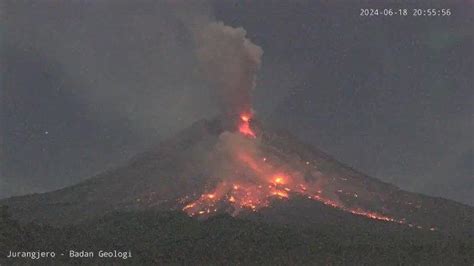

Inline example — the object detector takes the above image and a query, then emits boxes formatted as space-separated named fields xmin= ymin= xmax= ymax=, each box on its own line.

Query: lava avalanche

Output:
xmin=181 ymin=113 xmax=423 ymax=228
xmin=182 ymin=19 xmax=432 ymax=230
xmin=238 ymin=113 xmax=256 ymax=138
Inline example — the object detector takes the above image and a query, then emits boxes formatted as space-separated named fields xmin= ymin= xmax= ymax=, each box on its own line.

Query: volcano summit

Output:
xmin=2 ymin=9 xmax=473 ymax=265
xmin=2 ymin=115 xmax=473 ymax=237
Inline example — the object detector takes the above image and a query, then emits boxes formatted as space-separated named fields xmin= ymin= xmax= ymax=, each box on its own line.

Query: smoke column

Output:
xmin=194 ymin=22 xmax=263 ymax=117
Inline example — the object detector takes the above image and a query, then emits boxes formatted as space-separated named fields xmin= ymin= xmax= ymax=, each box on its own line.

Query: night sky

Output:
xmin=1 ymin=1 xmax=473 ymax=205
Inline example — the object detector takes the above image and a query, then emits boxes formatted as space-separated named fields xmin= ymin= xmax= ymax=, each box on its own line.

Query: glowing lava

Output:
xmin=238 ymin=113 xmax=256 ymax=138
xmin=273 ymin=175 xmax=286 ymax=185
xmin=182 ymin=162 xmax=409 ymax=225
xmin=181 ymin=113 xmax=433 ymax=230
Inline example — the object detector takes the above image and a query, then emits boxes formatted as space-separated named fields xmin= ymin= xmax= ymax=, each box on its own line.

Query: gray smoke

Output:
xmin=193 ymin=21 xmax=263 ymax=117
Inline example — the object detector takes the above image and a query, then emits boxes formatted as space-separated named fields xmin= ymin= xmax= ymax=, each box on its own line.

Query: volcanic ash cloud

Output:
xmin=194 ymin=22 xmax=263 ymax=117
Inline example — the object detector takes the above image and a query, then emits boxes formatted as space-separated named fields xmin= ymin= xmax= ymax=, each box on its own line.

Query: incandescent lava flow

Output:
xmin=238 ymin=113 xmax=256 ymax=138
xmin=182 ymin=20 xmax=435 ymax=230
xmin=181 ymin=112 xmax=434 ymax=229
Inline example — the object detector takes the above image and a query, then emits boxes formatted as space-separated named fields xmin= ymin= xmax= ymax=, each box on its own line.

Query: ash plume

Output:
xmin=193 ymin=22 xmax=263 ymax=117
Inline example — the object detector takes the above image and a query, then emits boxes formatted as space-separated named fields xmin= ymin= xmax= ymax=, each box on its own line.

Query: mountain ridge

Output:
xmin=1 ymin=117 xmax=473 ymax=236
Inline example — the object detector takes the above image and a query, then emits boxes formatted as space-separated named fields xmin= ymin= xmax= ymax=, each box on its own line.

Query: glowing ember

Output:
xmin=180 ymin=113 xmax=431 ymax=230
xmin=272 ymin=190 xmax=289 ymax=198
xmin=238 ymin=113 xmax=256 ymax=138
xmin=183 ymin=202 xmax=196 ymax=210
xmin=348 ymin=208 xmax=404 ymax=223
xmin=273 ymin=175 xmax=285 ymax=185
xmin=182 ymin=151 xmax=410 ymax=226
xmin=182 ymin=167 xmax=413 ymax=226
xmin=182 ymin=169 xmax=429 ymax=229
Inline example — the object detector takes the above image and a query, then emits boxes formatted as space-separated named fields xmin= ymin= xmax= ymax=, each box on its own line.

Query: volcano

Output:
xmin=2 ymin=116 xmax=473 ymax=236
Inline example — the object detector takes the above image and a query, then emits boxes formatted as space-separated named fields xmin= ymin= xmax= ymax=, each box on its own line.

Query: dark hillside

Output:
xmin=1 ymin=209 xmax=473 ymax=265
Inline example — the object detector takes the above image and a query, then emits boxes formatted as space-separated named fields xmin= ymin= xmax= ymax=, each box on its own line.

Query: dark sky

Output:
xmin=1 ymin=1 xmax=473 ymax=206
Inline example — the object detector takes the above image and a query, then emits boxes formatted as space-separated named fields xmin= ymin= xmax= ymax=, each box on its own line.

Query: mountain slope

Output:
xmin=1 ymin=209 xmax=473 ymax=265
xmin=1 ymin=118 xmax=473 ymax=236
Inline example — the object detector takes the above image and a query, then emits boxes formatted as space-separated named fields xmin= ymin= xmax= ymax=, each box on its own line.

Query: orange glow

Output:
xmin=237 ymin=152 xmax=265 ymax=175
xmin=273 ymin=175 xmax=286 ymax=185
xmin=238 ymin=113 xmax=256 ymax=138
xmin=348 ymin=209 xmax=403 ymax=223
xmin=174 ymin=86 xmax=433 ymax=229
xmin=272 ymin=190 xmax=289 ymax=198
xmin=182 ymin=154 xmax=410 ymax=225
xmin=183 ymin=202 xmax=196 ymax=210
xmin=181 ymin=136 xmax=432 ymax=230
